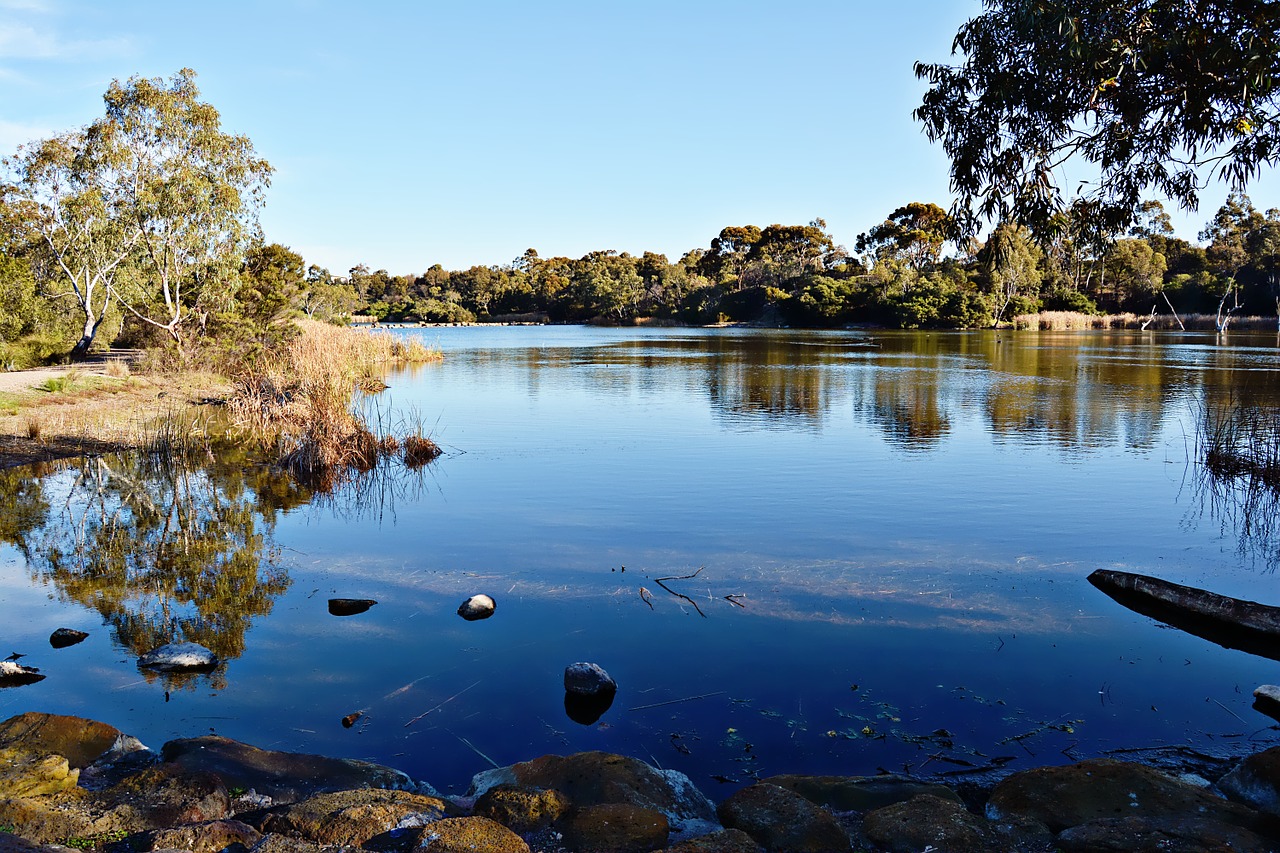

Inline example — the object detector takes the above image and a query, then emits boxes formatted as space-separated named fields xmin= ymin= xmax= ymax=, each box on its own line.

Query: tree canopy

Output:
xmin=3 ymin=69 xmax=271 ymax=359
xmin=915 ymin=0 xmax=1280 ymax=239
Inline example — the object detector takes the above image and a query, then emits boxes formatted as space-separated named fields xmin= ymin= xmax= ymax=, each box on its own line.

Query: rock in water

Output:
xmin=50 ymin=628 xmax=88 ymax=649
xmin=138 ymin=642 xmax=218 ymax=672
xmin=0 ymin=661 xmax=44 ymax=687
xmin=564 ymin=662 xmax=617 ymax=697
xmin=457 ymin=594 xmax=496 ymax=621
xmin=329 ymin=598 xmax=377 ymax=616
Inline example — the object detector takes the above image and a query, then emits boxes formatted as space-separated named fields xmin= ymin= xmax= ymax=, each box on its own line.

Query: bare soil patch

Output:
xmin=0 ymin=365 xmax=230 ymax=470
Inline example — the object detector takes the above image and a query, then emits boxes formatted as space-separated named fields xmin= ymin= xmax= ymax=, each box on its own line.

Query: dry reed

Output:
xmin=227 ymin=320 xmax=443 ymax=489
xmin=1013 ymin=311 xmax=1276 ymax=331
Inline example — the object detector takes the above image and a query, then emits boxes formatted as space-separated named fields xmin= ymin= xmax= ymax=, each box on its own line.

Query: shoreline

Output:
xmin=0 ymin=709 xmax=1278 ymax=852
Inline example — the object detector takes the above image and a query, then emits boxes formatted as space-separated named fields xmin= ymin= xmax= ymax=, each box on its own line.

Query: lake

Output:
xmin=2 ymin=326 xmax=1280 ymax=794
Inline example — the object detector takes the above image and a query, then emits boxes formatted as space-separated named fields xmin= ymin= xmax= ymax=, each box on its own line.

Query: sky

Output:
xmin=2 ymin=0 xmax=1277 ymax=276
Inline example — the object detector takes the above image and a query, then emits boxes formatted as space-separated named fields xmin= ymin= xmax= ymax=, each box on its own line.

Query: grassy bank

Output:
xmin=0 ymin=322 xmax=441 ymax=474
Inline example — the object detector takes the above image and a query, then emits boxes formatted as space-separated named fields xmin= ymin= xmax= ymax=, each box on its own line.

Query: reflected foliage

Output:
xmin=1193 ymin=390 xmax=1280 ymax=570
xmin=1 ymin=449 xmax=309 ymax=687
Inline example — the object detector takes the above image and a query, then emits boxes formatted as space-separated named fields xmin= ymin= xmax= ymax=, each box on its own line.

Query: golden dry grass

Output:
xmin=1012 ymin=311 xmax=1276 ymax=331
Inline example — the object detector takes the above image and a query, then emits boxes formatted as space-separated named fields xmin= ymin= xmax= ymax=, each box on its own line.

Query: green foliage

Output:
xmin=4 ymin=68 xmax=271 ymax=360
xmin=857 ymin=203 xmax=953 ymax=270
xmin=1041 ymin=288 xmax=1099 ymax=314
xmin=916 ymin=2 xmax=1280 ymax=238
xmin=413 ymin=298 xmax=475 ymax=324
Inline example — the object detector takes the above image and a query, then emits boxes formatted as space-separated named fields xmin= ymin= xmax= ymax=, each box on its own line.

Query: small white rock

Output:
xmin=1255 ymin=684 xmax=1280 ymax=704
xmin=138 ymin=642 xmax=218 ymax=671
xmin=457 ymin=594 xmax=496 ymax=621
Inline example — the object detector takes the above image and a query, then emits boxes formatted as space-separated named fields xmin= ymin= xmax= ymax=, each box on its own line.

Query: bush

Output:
xmin=1040 ymin=288 xmax=1098 ymax=314
xmin=412 ymin=298 xmax=475 ymax=324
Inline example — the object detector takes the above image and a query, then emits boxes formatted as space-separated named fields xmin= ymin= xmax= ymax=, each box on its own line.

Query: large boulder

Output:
xmin=1219 ymin=746 xmax=1280 ymax=816
xmin=560 ymin=803 xmax=669 ymax=853
xmin=661 ymin=829 xmax=764 ymax=852
xmin=416 ymin=816 xmax=529 ymax=852
xmin=0 ymin=713 xmax=124 ymax=769
xmin=862 ymin=793 xmax=1051 ymax=853
xmin=127 ymin=818 xmax=262 ymax=853
xmin=0 ymin=751 xmax=80 ymax=798
xmin=160 ymin=736 xmax=428 ymax=802
xmin=760 ymin=773 xmax=962 ymax=812
xmin=1056 ymin=815 xmax=1272 ymax=852
xmin=986 ymin=759 xmax=1261 ymax=834
xmin=716 ymin=783 xmax=849 ymax=852
xmin=469 ymin=752 xmax=715 ymax=830
xmin=255 ymin=788 xmax=453 ymax=845
xmin=473 ymin=784 xmax=569 ymax=832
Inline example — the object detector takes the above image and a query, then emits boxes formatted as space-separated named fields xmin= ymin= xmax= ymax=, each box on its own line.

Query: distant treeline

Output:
xmin=307 ymin=196 xmax=1280 ymax=331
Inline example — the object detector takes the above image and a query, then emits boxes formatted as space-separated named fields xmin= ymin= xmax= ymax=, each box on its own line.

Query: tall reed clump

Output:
xmin=1200 ymin=401 xmax=1280 ymax=489
xmin=229 ymin=321 xmax=442 ymax=490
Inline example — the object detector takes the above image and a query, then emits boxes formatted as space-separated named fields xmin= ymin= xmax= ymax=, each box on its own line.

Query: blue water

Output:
xmin=2 ymin=327 xmax=1279 ymax=793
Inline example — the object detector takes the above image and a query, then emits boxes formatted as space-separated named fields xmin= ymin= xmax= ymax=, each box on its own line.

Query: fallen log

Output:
xmin=1088 ymin=569 xmax=1280 ymax=662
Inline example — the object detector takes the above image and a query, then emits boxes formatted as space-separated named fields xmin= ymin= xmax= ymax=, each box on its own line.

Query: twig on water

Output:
xmin=404 ymin=680 xmax=481 ymax=728
xmin=655 ymin=567 xmax=707 ymax=617
xmin=453 ymin=732 xmax=499 ymax=768
xmin=1208 ymin=696 xmax=1247 ymax=725
xmin=724 ymin=594 xmax=747 ymax=608
xmin=639 ymin=587 xmax=654 ymax=609
xmin=628 ymin=690 xmax=727 ymax=712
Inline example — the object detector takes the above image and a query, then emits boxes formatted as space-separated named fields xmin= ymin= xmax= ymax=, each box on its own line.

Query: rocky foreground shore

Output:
xmin=3 ymin=712 xmax=1280 ymax=852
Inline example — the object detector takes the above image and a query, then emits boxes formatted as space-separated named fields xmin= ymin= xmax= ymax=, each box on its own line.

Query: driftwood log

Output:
xmin=1088 ymin=569 xmax=1280 ymax=661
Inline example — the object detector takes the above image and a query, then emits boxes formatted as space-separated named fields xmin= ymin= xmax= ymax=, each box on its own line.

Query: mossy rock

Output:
xmin=716 ymin=783 xmax=849 ymax=853
xmin=473 ymin=784 xmax=569 ymax=832
xmin=417 ymin=816 xmax=528 ymax=853
xmin=560 ymin=803 xmax=669 ymax=853
xmin=257 ymin=788 xmax=453 ymax=845
xmin=0 ymin=751 xmax=80 ymax=798
xmin=0 ymin=714 xmax=122 ymax=769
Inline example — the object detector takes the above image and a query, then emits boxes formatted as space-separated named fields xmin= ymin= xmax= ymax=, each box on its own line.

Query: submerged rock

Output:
xmin=161 ymin=735 xmax=431 ymax=802
xmin=49 ymin=628 xmax=88 ymax=649
xmin=328 ymin=598 xmax=377 ymax=616
xmin=564 ymin=662 xmax=617 ymax=696
xmin=0 ymin=660 xmax=44 ymax=687
xmin=137 ymin=642 xmax=218 ymax=672
xmin=468 ymin=751 xmax=715 ymax=829
xmin=761 ymin=773 xmax=963 ymax=812
xmin=564 ymin=689 xmax=615 ymax=725
xmin=457 ymin=594 xmax=496 ymax=621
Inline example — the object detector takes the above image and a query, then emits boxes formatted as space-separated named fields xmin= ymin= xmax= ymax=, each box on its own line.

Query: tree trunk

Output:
xmin=68 ymin=311 xmax=106 ymax=362
xmin=1089 ymin=569 xmax=1280 ymax=661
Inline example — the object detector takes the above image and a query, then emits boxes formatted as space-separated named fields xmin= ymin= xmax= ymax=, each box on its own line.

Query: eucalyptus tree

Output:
xmin=4 ymin=69 xmax=271 ymax=359
xmin=982 ymin=222 xmax=1043 ymax=325
xmin=916 ymin=1 xmax=1280 ymax=239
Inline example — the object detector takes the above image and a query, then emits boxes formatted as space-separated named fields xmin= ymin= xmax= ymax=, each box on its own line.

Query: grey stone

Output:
xmin=138 ymin=643 xmax=217 ymax=672
xmin=563 ymin=662 xmax=616 ymax=696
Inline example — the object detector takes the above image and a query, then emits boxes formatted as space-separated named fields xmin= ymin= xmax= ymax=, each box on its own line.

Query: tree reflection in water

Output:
xmin=0 ymin=449 xmax=309 ymax=689
xmin=1191 ymin=392 xmax=1280 ymax=572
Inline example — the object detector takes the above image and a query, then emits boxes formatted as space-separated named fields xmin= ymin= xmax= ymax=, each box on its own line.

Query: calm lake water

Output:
xmin=3 ymin=327 xmax=1280 ymax=793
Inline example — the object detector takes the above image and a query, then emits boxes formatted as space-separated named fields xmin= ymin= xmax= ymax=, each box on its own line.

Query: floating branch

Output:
xmin=655 ymin=567 xmax=707 ymax=617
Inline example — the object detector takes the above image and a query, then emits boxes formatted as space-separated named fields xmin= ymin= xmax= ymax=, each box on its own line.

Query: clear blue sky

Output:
xmin=3 ymin=0 xmax=1275 ymax=276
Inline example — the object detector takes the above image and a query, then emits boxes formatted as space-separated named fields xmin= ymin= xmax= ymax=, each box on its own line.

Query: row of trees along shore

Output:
xmin=327 ymin=195 xmax=1280 ymax=332
xmin=7 ymin=0 xmax=1280 ymax=369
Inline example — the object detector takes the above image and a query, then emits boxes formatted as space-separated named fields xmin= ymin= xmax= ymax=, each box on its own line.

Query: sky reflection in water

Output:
xmin=2 ymin=327 xmax=1280 ymax=793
